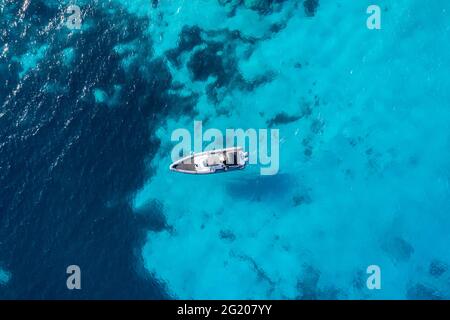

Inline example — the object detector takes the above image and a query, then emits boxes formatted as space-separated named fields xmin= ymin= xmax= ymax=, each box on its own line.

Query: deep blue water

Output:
xmin=1 ymin=0 xmax=450 ymax=299
xmin=0 ymin=0 xmax=176 ymax=299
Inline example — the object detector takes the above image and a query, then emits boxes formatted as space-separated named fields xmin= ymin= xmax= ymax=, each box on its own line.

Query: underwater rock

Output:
xmin=219 ymin=229 xmax=236 ymax=241
xmin=429 ymin=259 xmax=448 ymax=278
xmin=243 ymin=0 xmax=273 ymax=11
xmin=292 ymin=192 xmax=312 ymax=207
xmin=219 ymin=0 xmax=276 ymax=13
xmin=303 ymin=0 xmax=319 ymax=17
xmin=269 ymin=21 xmax=288 ymax=34
xmin=266 ymin=99 xmax=314 ymax=127
xmin=267 ymin=112 xmax=301 ymax=127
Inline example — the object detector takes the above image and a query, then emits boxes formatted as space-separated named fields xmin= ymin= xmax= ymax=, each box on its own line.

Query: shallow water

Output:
xmin=1 ymin=0 xmax=450 ymax=299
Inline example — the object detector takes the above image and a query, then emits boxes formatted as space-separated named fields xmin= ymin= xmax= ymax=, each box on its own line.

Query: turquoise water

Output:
xmin=1 ymin=0 xmax=449 ymax=299
xmin=131 ymin=0 xmax=450 ymax=299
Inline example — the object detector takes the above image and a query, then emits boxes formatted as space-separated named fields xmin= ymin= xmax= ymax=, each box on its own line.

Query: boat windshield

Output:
xmin=225 ymin=151 xmax=238 ymax=165
xmin=205 ymin=155 xmax=223 ymax=167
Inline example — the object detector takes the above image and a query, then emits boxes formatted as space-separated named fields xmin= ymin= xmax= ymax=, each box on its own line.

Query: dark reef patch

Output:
xmin=242 ymin=71 xmax=276 ymax=91
xmin=219 ymin=229 xmax=236 ymax=242
xmin=167 ymin=25 xmax=203 ymax=68
xmin=429 ymin=259 xmax=448 ymax=278
xmin=233 ymin=252 xmax=275 ymax=293
xmin=296 ymin=264 xmax=341 ymax=299
xmin=303 ymin=0 xmax=319 ymax=17
xmin=188 ymin=43 xmax=227 ymax=82
xmin=227 ymin=174 xmax=296 ymax=201
xmin=179 ymin=29 xmax=248 ymax=106
xmin=267 ymin=99 xmax=313 ymax=127
xmin=381 ymin=237 xmax=414 ymax=262
xmin=292 ymin=191 xmax=312 ymax=207
xmin=267 ymin=112 xmax=301 ymax=127
xmin=166 ymin=24 xmax=279 ymax=105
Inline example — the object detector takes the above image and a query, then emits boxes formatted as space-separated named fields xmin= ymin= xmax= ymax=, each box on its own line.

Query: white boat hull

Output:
xmin=169 ymin=147 xmax=248 ymax=174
